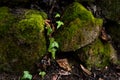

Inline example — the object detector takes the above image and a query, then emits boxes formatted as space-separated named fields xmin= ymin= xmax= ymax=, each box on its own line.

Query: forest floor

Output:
xmin=0 ymin=53 xmax=120 ymax=80
xmin=0 ymin=1 xmax=120 ymax=80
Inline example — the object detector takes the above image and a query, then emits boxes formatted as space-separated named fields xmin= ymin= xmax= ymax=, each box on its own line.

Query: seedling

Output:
xmin=48 ymin=38 xmax=59 ymax=59
xmin=21 ymin=71 xmax=32 ymax=80
xmin=56 ymin=21 xmax=64 ymax=29
xmin=39 ymin=71 xmax=46 ymax=78
xmin=45 ymin=13 xmax=63 ymax=59
xmin=55 ymin=13 xmax=64 ymax=29
xmin=55 ymin=13 xmax=61 ymax=18
xmin=45 ymin=25 xmax=53 ymax=36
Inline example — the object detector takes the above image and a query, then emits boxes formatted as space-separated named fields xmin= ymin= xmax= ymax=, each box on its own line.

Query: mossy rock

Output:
xmin=105 ymin=21 xmax=120 ymax=59
xmin=77 ymin=39 xmax=118 ymax=69
xmin=54 ymin=2 xmax=103 ymax=51
xmin=97 ymin=0 xmax=120 ymax=22
xmin=0 ymin=7 xmax=47 ymax=72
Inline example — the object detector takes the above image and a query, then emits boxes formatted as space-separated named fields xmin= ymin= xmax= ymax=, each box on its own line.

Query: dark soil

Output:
xmin=0 ymin=59 xmax=120 ymax=80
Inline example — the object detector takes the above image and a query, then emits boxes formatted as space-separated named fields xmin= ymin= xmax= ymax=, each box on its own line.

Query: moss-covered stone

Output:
xmin=97 ymin=0 xmax=120 ymax=22
xmin=0 ymin=7 xmax=15 ymax=36
xmin=105 ymin=21 xmax=120 ymax=62
xmin=0 ymin=7 xmax=47 ymax=72
xmin=77 ymin=39 xmax=118 ymax=69
xmin=54 ymin=2 xmax=103 ymax=51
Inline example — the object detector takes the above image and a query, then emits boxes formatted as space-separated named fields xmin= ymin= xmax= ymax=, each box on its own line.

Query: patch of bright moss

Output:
xmin=25 ymin=10 xmax=47 ymax=19
xmin=62 ymin=2 xmax=95 ymax=23
xmin=78 ymin=39 xmax=117 ymax=69
xmin=54 ymin=2 xmax=103 ymax=51
xmin=0 ymin=8 xmax=47 ymax=72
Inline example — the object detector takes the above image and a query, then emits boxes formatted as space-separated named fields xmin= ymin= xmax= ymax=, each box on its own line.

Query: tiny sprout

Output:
xmin=21 ymin=71 xmax=32 ymax=80
xmin=56 ymin=21 xmax=64 ymax=29
xmin=39 ymin=71 xmax=46 ymax=78
xmin=55 ymin=13 xmax=61 ymax=18
xmin=46 ymin=26 xmax=53 ymax=36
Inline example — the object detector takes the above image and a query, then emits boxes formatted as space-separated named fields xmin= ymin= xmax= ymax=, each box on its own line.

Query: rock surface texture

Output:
xmin=54 ymin=2 xmax=103 ymax=52
xmin=0 ymin=7 xmax=47 ymax=72
xmin=77 ymin=39 xmax=118 ymax=69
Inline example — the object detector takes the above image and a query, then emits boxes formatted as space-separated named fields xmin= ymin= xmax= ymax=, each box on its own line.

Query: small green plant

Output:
xmin=55 ymin=13 xmax=61 ymax=18
xmin=45 ymin=13 xmax=63 ymax=59
xmin=56 ymin=21 xmax=64 ymax=29
xmin=45 ymin=25 xmax=53 ymax=36
xmin=48 ymin=38 xmax=59 ymax=59
xmin=55 ymin=13 xmax=64 ymax=29
xmin=39 ymin=71 xmax=46 ymax=78
xmin=21 ymin=71 xmax=32 ymax=80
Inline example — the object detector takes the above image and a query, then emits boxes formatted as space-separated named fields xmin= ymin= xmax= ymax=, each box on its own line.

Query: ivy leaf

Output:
xmin=39 ymin=71 xmax=46 ymax=78
xmin=46 ymin=26 xmax=53 ymax=36
xmin=49 ymin=38 xmax=59 ymax=48
xmin=52 ymin=41 xmax=59 ymax=48
xmin=56 ymin=21 xmax=64 ymax=29
xmin=48 ymin=47 xmax=56 ymax=59
xmin=21 ymin=71 xmax=32 ymax=80
xmin=55 ymin=13 xmax=61 ymax=18
xmin=48 ymin=38 xmax=59 ymax=59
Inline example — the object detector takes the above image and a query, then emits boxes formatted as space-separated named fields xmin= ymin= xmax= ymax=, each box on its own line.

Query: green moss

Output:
xmin=25 ymin=10 xmax=47 ymax=19
xmin=79 ymin=39 xmax=116 ymax=69
xmin=0 ymin=7 xmax=15 ymax=36
xmin=11 ymin=10 xmax=46 ymax=71
xmin=0 ymin=8 xmax=47 ymax=72
xmin=95 ymin=18 xmax=103 ymax=26
xmin=54 ymin=2 xmax=103 ymax=51
xmin=62 ymin=2 xmax=95 ymax=23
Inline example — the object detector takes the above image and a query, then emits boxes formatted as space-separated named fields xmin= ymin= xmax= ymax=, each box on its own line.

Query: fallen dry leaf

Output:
xmin=56 ymin=58 xmax=71 ymax=71
xmin=52 ymin=74 xmax=58 ymax=80
xmin=80 ymin=64 xmax=92 ymax=75
xmin=100 ymin=27 xmax=111 ymax=41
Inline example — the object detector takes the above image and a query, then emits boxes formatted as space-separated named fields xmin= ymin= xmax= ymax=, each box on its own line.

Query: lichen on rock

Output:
xmin=0 ymin=7 xmax=47 ymax=72
xmin=54 ymin=2 xmax=103 ymax=52
xmin=77 ymin=39 xmax=118 ymax=69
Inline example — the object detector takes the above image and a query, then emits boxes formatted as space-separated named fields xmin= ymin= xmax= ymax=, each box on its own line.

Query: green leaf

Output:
xmin=55 ymin=13 xmax=61 ymax=18
xmin=51 ymin=51 xmax=56 ymax=59
xmin=52 ymin=41 xmax=59 ymax=48
xmin=47 ymin=26 xmax=53 ymax=35
xmin=56 ymin=21 xmax=64 ymax=29
xmin=21 ymin=71 xmax=32 ymax=80
xmin=48 ymin=38 xmax=59 ymax=59
xmin=49 ymin=38 xmax=55 ymax=43
xmin=39 ymin=71 xmax=46 ymax=78
xmin=49 ymin=38 xmax=59 ymax=48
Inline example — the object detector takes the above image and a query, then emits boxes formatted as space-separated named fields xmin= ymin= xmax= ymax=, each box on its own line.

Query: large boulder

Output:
xmin=0 ymin=7 xmax=47 ymax=72
xmin=54 ymin=2 xmax=103 ymax=52
xmin=77 ymin=39 xmax=118 ymax=69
